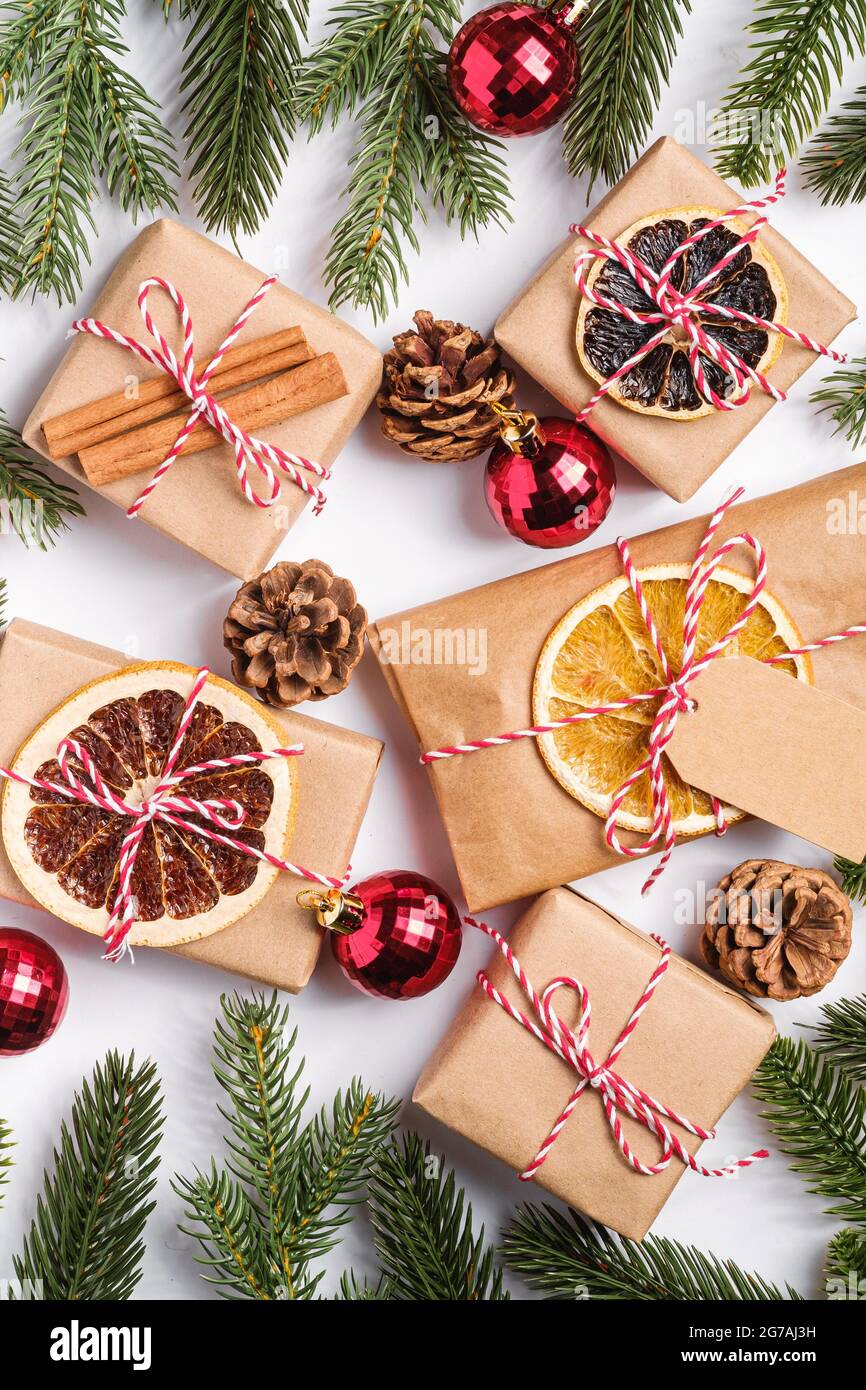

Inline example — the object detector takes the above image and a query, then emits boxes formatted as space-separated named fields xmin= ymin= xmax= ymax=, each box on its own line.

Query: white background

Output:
xmin=0 ymin=0 xmax=864 ymax=1300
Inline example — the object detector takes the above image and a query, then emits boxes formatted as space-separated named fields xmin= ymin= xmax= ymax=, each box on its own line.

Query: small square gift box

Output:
xmin=414 ymin=889 xmax=776 ymax=1241
xmin=495 ymin=137 xmax=856 ymax=502
xmin=23 ymin=220 xmax=383 ymax=579
xmin=0 ymin=620 xmax=382 ymax=991
xmin=370 ymin=462 xmax=866 ymax=912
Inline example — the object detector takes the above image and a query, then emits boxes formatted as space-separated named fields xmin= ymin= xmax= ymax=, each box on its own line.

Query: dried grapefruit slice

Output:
xmin=576 ymin=207 xmax=788 ymax=420
xmin=532 ymin=565 xmax=811 ymax=836
xmin=1 ymin=663 xmax=297 ymax=948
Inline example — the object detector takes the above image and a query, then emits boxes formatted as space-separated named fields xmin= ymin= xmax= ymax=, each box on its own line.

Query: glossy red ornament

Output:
xmin=0 ymin=928 xmax=69 ymax=1056
xmin=484 ymin=413 xmax=616 ymax=547
xmin=447 ymin=2 xmax=581 ymax=137
xmin=299 ymin=872 xmax=462 ymax=1000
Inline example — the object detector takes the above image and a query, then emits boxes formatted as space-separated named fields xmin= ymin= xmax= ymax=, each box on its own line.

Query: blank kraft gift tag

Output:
xmin=667 ymin=656 xmax=866 ymax=862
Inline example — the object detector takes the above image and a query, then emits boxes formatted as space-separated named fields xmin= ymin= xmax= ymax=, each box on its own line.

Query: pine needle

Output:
xmin=365 ymin=1132 xmax=508 ymax=1300
xmin=561 ymin=0 xmax=693 ymax=193
xmin=825 ymin=1228 xmax=866 ymax=1296
xmin=812 ymin=993 xmax=866 ymax=1085
xmin=0 ymin=408 xmax=85 ymax=548
xmin=753 ymin=1036 xmax=866 ymax=1226
xmin=0 ymin=170 xmax=20 ymax=291
xmin=502 ymin=1204 xmax=801 ymax=1300
xmin=803 ymin=89 xmax=866 ymax=203
xmin=714 ymin=0 xmax=866 ymax=188
xmin=811 ymin=357 xmax=866 ymax=448
xmin=12 ymin=1051 xmax=164 ymax=1301
xmin=0 ymin=1117 xmax=11 ymax=1210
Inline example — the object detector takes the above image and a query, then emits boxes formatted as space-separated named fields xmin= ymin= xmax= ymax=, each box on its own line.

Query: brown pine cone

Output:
xmin=378 ymin=310 xmax=516 ymax=462
xmin=224 ymin=560 xmax=367 ymax=707
xmin=701 ymin=859 xmax=853 ymax=1001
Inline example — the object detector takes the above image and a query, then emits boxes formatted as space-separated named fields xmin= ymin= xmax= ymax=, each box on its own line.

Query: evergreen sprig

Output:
xmin=0 ymin=0 xmax=177 ymax=303
xmin=172 ymin=0 xmax=308 ymax=241
xmin=12 ymin=1051 xmax=163 ymax=1301
xmin=561 ymin=0 xmax=692 ymax=193
xmin=812 ymin=993 xmax=866 ymax=1085
xmin=364 ymin=1132 xmax=508 ymax=1300
xmin=714 ymin=0 xmax=866 ymax=188
xmin=825 ymin=1227 xmax=866 ymax=1294
xmin=803 ymin=89 xmax=866 ymax=204
xmin=0 ymin=171 xmax=20 ymax=292
xmin=0 ymin=408 xmax=85 ymax=547
xmin=754 ymin=1036 xmax=866 ymax=1226
xmin=299 ymin=0 xmax=510 ymax=320
xmin=0 ymin=1117 xmax=11 ymax=1209
xmin=502 ymin=1204 xmax=801 ymax=1300
xmin=175 ymin=991 xmax=399 ymax=1300
xmin=812 ymin=357 xmax=866 ymax=449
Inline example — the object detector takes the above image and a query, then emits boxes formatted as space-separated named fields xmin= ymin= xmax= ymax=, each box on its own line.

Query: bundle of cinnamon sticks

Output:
xmin=42 ymin=327 xmax=349 ymax=488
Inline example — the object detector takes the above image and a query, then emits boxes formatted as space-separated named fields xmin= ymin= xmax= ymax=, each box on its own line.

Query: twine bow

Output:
xmin=0 ymin=668 xmax=345 ymax=962
xmin=423 ymin=489 xmax=866 ymax=893
xmin=469 ymin=917 xmax=769 ymax=1181
xmin=70 ymin=276 xmax=330 ymax=517
xmin=572 ymin=170 xmax=845 ymax=420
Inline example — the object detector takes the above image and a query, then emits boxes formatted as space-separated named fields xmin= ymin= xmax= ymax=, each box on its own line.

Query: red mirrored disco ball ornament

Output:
xmin=298 ymin=871 xmax=462 ymax=1000
xmin=447 ymin=1 xmax=584 ymax=137
xmin=0 ymin=928 xmax=69 ymax=1056
xmin=484 ymin=408 xmax=616 ymax=547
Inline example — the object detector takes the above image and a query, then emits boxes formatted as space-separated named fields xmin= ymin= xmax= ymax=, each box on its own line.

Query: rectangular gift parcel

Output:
xmin=495 ymin=137 xmax=856 ymax=502
xmin=370 ymin=461 xmax=866 ymax=912
xmin=23 ymin=219 xmax=383 ymax=579
xmin=414 ymin=888 xmax=776 ymax=1240
xmin=0 ymin=620 xmax=382 ymax=992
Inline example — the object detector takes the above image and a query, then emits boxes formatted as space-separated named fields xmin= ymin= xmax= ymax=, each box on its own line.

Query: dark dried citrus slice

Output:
xmin=2 ymin=663 xmax=297 ymax=948
xmin=576 ymin=207 xmax=788 ymax=420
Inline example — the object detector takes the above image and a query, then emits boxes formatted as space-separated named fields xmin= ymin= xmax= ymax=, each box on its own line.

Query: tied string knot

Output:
xmin=70 ymin=276 xmax=331 ymax=518
xmin=571 ymin=169 xmax=846 ymax=421
xmin=0 ymin=668 xmax=347 ymax=963
xmin=468 ymin=917 xmax=769 ymax=1182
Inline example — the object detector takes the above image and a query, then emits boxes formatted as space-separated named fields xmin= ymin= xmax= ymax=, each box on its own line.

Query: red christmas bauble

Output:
xmin=484 ymin=414 xmax=616 ymax=547
xmin=300 ymin=872 xmax=462 ymax=1000
xmin=448 ymin=2 xmax=580 ymax=137
xmin=0 ymin=928 xmax=69 ymax=1056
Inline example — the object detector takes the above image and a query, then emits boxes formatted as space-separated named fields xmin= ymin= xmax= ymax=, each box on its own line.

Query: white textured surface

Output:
xmin=0 ymin=1 xmax=864 ymax=1300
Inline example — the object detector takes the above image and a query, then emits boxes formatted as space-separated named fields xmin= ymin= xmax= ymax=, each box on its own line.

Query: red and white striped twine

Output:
xmin=467 ymin=917 xmax=769 ymax=1181
xmin=0 ymin=667 xmax=346 ymax=962
xmin=70 ymin=276 xmax=330 ymax=517
xmin=424 ymin=488 xmax=866 ymax=894
xmin=571 ymin=169 xmax=846 ymax=421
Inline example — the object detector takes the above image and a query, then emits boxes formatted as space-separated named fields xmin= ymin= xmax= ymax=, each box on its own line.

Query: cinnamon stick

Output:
xmin=79 ymin=353 xmax=349 ymax=488
xmin=42 ymin=327 xmax=311 ymax=460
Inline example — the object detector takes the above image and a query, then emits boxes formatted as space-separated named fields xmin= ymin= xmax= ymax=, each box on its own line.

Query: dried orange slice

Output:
xmin=1 ymin=663 xmax=297 ymax=948
xmin=532 ymin=566 xmax=811 ymax=836
xmin=576 ymin=207 xmax=788 ymax=420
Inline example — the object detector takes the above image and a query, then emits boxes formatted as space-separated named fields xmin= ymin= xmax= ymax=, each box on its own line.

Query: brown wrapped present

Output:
xmin=23 ymin=220 xmax=383 ymax=579
xmin=370 ymin=461 xmax=866 ymax=912
xmin=495 ymin=138 xmax=856 ymax=502
xmin=415 ymin=889 xmax=776 ymax=1240
xmin=0 ymin=620 xmax=382 ymax=991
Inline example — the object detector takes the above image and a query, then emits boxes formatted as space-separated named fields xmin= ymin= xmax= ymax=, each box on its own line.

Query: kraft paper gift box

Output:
xmin=370 ymin=461 xmax=866 ymax=913
xmin=495 ymin=137 xmax=856 ymax=503
xmin=0 ymin=620 xmax=382 ymax=992
xmin=414 ymin=888 xmax=776 ymax=1241
xmin=23 ymin=219 xmax=383 ymax=579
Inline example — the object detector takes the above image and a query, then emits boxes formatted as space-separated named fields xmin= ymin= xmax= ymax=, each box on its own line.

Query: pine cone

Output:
xmin=701 ymin=859 xmax=853 ymax=1002
xmin=224 ymin=560 xmax=367 ymax=707
xmin=378 ymin=310 xmax=516 ymax=462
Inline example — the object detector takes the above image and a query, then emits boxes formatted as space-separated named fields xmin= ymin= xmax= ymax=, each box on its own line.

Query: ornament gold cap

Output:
xmin=490 ymin=401 xmax=546 ymax=458
xmin=296 ymin=886 xmax=366 ymax=935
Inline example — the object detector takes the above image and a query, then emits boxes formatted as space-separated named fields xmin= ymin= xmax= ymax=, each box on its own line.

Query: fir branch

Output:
xmin=812 ymin=994 xmax=866 ymax=1085
xmin=502 ymin=1204 xmax=801 ymax=1300
xmin=714 ymin=0 xmax=866 ymax=188
xmin=365 ymin=1132 xmax=508 ymax=1300
xmin=175 ymin=991 xmax=398 ymax=1301
xmin=561 ymin=0 xmax=692 ymax=192
xmin=812 ymin=357 xmax=866 ymax=449
xmin=0 ymin=408 xmax=85 ymax=547
xmin=825 ymin=1227 xmax=866 ymax=1295
xmin=178 ymin=0 xmax=308 ymax=241
xmin=87 ymin=39 xmax=179 ymax=220
xmin=0 ymin=169 xmax=20 ymax=291
xmin=0 ymin=1117 xmax=11 ymax=1209
xmin=803 ymin=89 xmax=866 ymax=204
xmin=298 ymin=0 xmax=403 ymax=133
xmin=12 ymin=1051 xmax=163 ymax=1301
xmin=0 ymin=0 xmax=60 ymax=107
xmin=335 ymin=1270 xmax=392 ymax=1299
xmin=754 ymin=1036 xmax=866 ymax=1226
